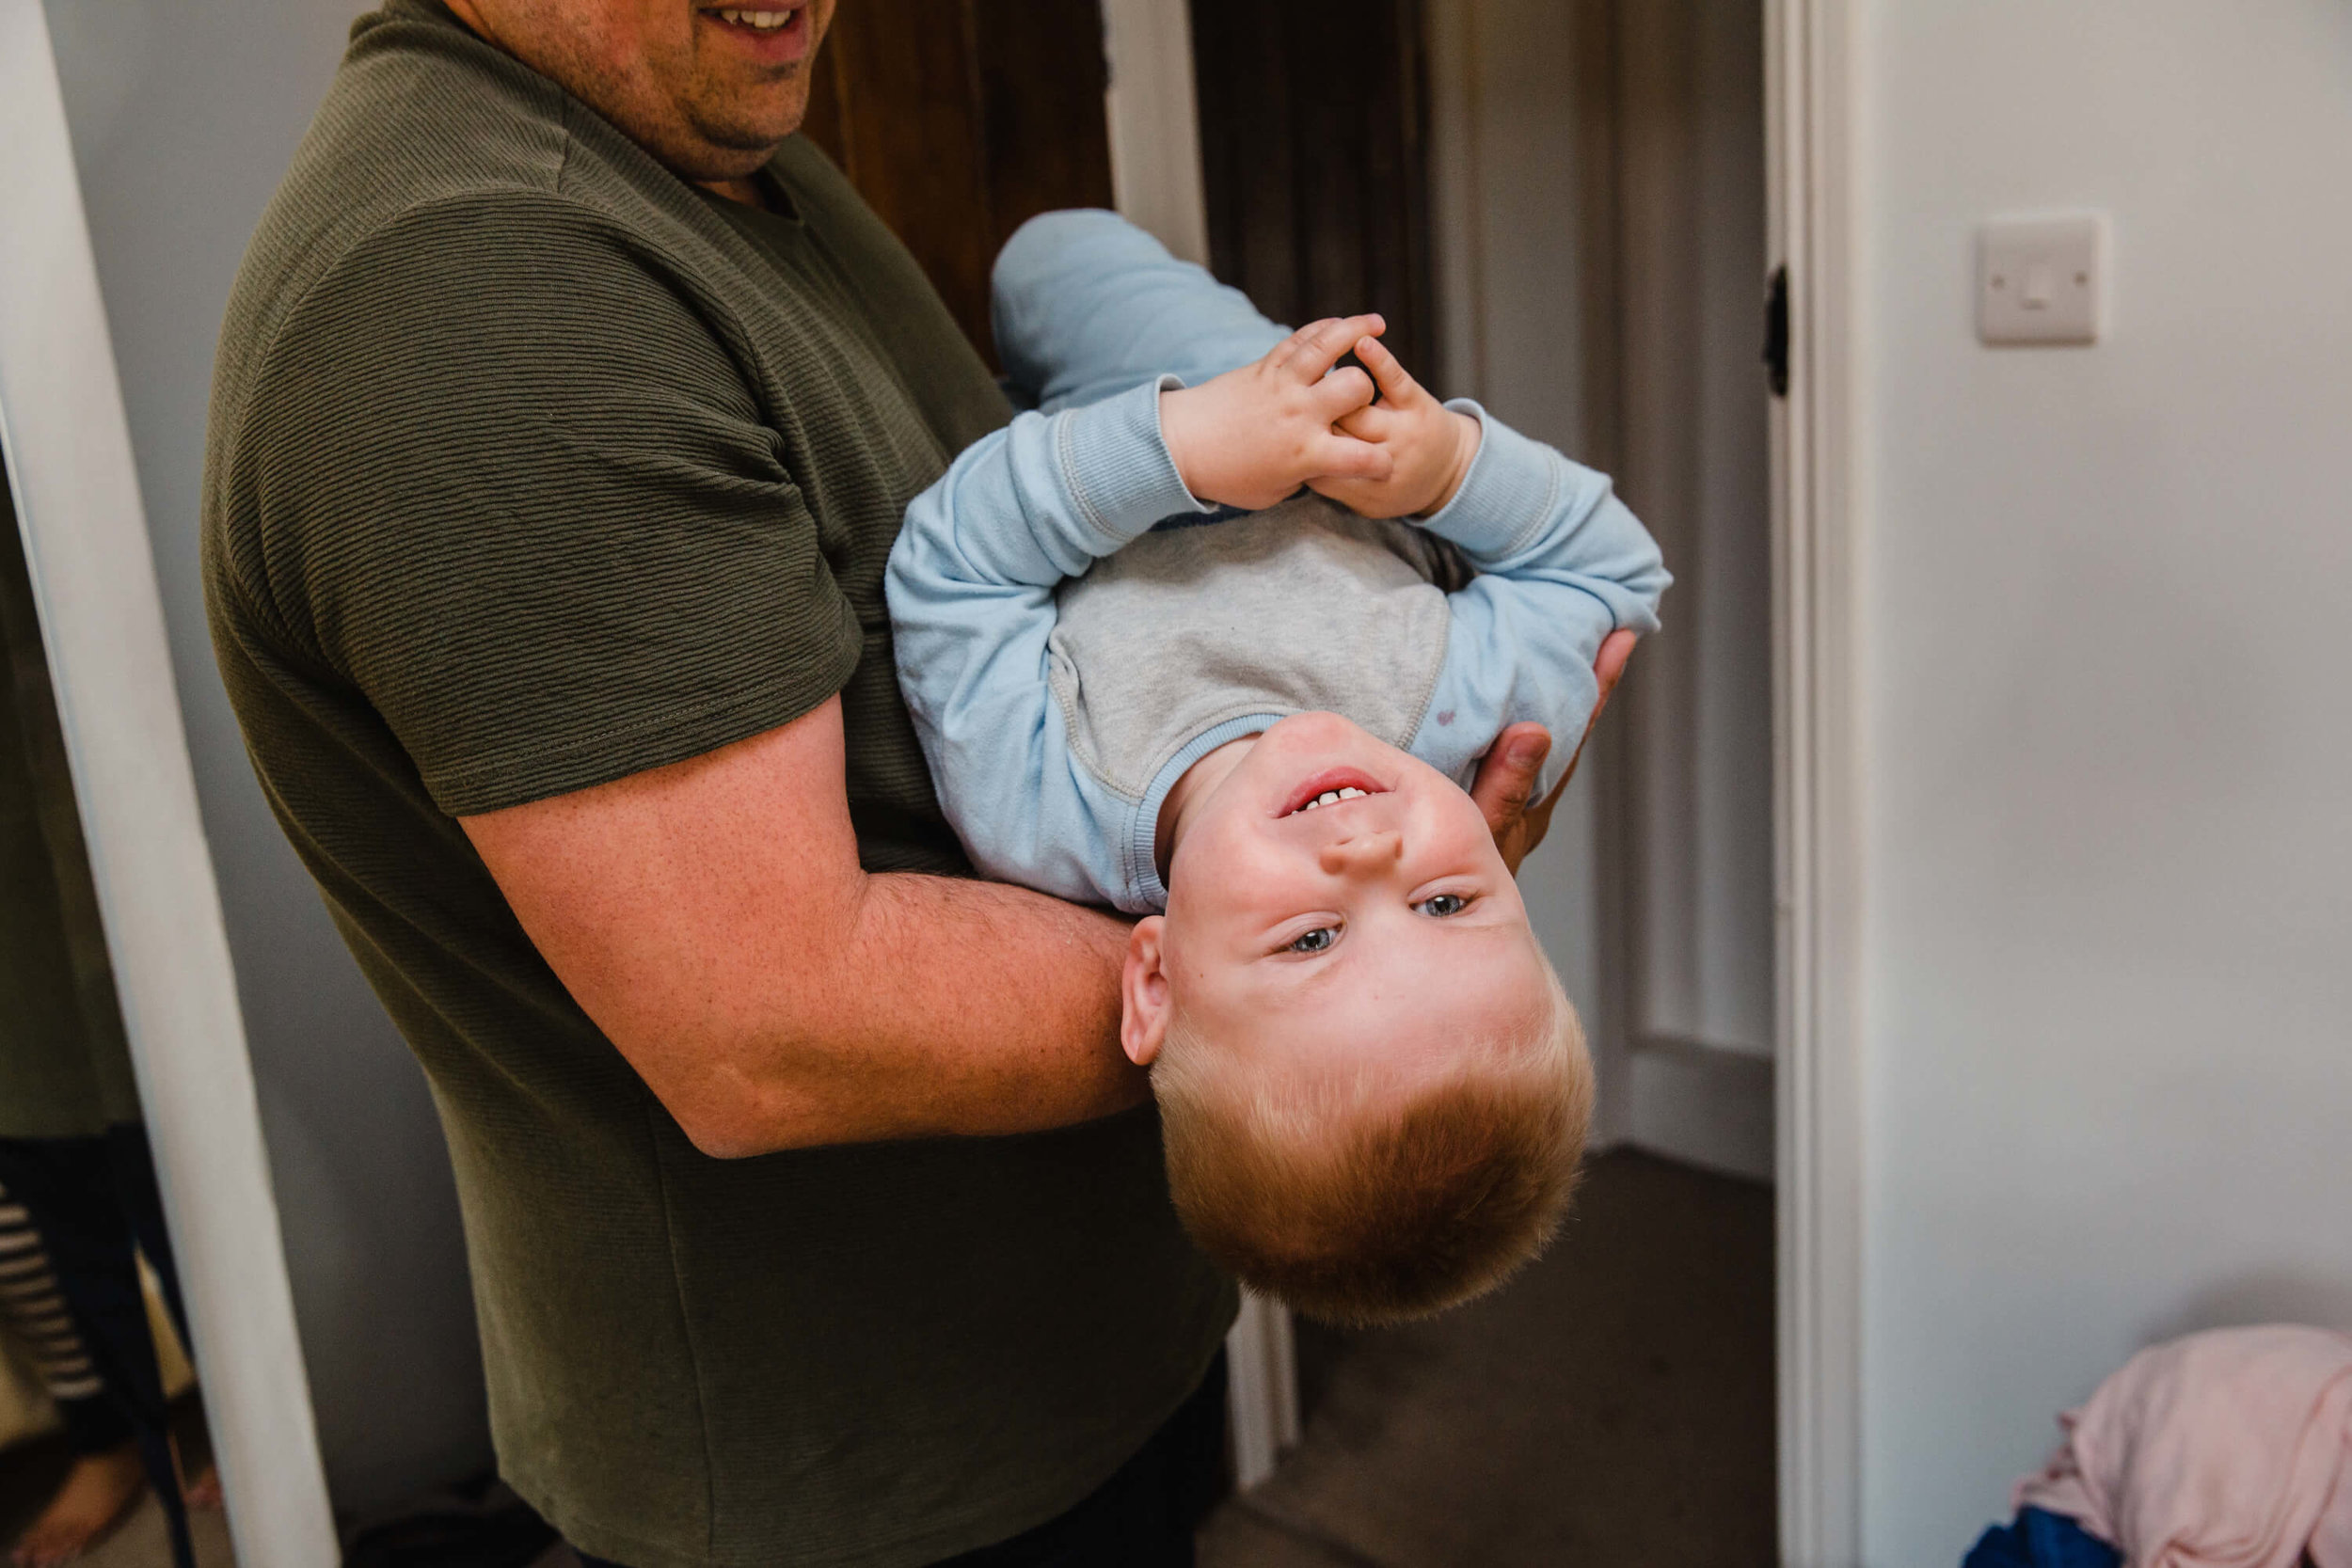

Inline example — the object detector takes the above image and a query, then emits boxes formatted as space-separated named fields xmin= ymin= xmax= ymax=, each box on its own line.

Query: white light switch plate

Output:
xmin=1979 ymin=214 xmax=2106 ymax=345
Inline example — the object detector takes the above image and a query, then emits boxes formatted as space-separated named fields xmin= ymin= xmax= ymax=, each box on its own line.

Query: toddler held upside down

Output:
xmin=886 ymin=212 xmax=1670 ymax=1323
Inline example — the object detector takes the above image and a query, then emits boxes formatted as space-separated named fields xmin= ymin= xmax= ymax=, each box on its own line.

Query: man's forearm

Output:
xmin=461 ymin=700 xmax=1150 ymax=1161
xmin=683 ymin=868 xmax=1146 ymax=1155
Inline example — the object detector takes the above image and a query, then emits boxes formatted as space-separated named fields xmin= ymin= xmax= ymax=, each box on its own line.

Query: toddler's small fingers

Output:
xmin=1264 ymin=320 xmax=1338 ymax=383
xmin=1313 ymin=432 xmax=1393 ymax=482
xmin=1279 ymin=319 xmax=1342 ymax=352
xmin=1312 ymin=365 xmax=1378 ymax=419
xmin=1353 ymin=335 xmax=1423 ymax=405
xmin=1279 ymin=313 xmax=1386 ymax=381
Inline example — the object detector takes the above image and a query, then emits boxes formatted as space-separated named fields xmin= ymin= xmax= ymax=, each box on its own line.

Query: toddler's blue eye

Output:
xmin=1289 ymin=927 xmax=1337 ymax=954
xmin=1414 ymin=894 xmax=1470 ymax=918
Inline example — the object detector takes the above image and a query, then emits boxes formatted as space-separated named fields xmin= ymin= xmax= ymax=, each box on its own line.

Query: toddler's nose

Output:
xmin=1318 ymin=831 xmax=1405 ymax=877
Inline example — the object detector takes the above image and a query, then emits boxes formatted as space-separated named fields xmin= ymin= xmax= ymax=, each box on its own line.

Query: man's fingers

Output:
xmin=1551 ymin=630 xmax=1639 ymax=796
xmin=1470 ymin=721 xmax=1552 ymax=835
xmin=1278 ymin=314 xmax=1385 ymax=381
xmin=1593 ymin=627 xmax=1635 ymax=706
xmin=1473 ymin=722 xmax=1557 ymax=874
xmin=1470 ymin=638 xmax=1636 ymax=868
xmin=1352 ymin=335 xmax=1424 ymax=406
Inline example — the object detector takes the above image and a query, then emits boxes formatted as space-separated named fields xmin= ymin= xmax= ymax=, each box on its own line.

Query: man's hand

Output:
xmin=1470 ymin=629 xmax=1639 ymax=875
xmin=1308 ymin=335 xmax=1482 ymax=520
xmin=1159 ymin=315 xmax=1393 ymax=510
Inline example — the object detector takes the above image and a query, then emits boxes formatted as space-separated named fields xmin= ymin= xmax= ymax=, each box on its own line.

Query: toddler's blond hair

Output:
xmin=1152 ymin=964 xmax=1592 ymax=1324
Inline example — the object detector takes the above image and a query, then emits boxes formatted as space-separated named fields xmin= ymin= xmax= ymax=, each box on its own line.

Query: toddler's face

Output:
xmin=1159 ymin=712 xmax=1549 ymax=1083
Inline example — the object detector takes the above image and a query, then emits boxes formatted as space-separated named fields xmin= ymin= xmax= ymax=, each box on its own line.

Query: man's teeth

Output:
xmin=1296 ymin=786 xmax=1371 ymax=813
xmin=715 ymin=8 xmax=794 ymax=27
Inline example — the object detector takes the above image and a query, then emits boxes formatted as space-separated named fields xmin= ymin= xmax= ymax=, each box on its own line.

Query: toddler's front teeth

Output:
xmin=716 ymin=8 xmax=793 ymax=26
xmin=1299 ymin=786 xmax=1370 ymax=813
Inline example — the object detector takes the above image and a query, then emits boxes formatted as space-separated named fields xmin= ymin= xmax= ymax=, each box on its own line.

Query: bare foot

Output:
xmin=180 ymin=1461 xmax=223 ymax=1511
xmin=9 ymin=1444 xmax=146 ymax=1567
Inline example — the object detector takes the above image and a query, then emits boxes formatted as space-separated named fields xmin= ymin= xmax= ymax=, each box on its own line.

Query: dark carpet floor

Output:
xmin=1198 ymin=1149 xmax=1775 ymax=1567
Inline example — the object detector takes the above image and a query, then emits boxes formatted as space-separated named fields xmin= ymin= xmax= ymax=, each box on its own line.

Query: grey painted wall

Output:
xmin=40 ymin=0 xmax=491 ymax=1514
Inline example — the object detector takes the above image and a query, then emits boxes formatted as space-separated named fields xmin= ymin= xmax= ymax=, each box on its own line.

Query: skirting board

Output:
xmin=1623 ymin=1037 xmax=1775 ymax=1184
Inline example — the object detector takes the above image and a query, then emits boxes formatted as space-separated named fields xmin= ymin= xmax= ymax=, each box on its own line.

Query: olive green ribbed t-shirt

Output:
xmin=200 ymin=6 xmax=1233 ymax=1564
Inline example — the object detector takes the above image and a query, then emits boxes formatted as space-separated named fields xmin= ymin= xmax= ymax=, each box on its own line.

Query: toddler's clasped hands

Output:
xmin=1158 ymin=315 xmax=1481 ymax=521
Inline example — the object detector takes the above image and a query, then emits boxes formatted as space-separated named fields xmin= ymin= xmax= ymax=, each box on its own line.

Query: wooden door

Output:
xmin=804 ymin=0 xmax=1438 ymax=378
xmin=800 ymin=0 xmax=1116 ymax=366
xmin=1185 ymin=0 xmax=1437 ymax=375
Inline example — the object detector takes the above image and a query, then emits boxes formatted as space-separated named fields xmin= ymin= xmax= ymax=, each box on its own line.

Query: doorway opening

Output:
xmin=1183 ymin=1 xmax=1780 ymax=1561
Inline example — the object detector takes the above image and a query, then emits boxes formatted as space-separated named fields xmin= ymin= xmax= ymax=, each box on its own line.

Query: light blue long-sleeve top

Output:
xmin=886 ymin=210 xmax=1669 ymax=913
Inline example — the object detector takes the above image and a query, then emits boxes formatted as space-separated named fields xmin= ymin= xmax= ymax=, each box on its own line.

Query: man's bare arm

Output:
xmin=461 ymin=695 xmax=1143 ymax=1158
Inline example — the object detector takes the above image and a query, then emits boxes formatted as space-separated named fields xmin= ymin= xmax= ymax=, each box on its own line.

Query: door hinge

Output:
xmin=1764 ymin=264 xmax=1790 ymax=398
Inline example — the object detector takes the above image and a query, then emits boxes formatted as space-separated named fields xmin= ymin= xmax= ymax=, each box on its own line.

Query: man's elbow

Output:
xmin=651 ymin=1044 xmax=916 ymax=1158
xmin=619 ymin=1032 xmax=829 ymax=1159
xmin=673 ymin=1102 xmax=783 ymax=1160
xmin=663 ymin=1079 xmax=842 ymax=1160
xmin=598 ymin=964 xmax=901 ymax=1157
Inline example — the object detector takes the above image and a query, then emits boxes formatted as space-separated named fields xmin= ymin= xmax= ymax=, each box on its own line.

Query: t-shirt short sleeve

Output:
xmin=222 ymin=193 xmax=862 ymax=817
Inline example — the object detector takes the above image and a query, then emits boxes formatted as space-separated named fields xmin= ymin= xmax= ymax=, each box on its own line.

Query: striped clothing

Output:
xmin=0 ymin=1181 xmax=102 ymax=1403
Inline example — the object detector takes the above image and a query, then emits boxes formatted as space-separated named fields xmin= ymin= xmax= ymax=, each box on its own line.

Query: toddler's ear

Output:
xmin=1120 ymin=917 xmax=1173 ymax=1067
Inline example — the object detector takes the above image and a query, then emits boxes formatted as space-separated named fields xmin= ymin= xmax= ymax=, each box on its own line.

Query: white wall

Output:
xmin=40 ymin=0 xmax=492 ymax=1513
xmin=1854 ymin=2 xmax=2352 ymax=1560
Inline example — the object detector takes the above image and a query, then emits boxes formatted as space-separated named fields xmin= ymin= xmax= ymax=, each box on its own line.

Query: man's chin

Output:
xmin=661 ymin=97 xmax=811 ymax=181
xmin=659 ymin=139 xmax=788 ymax=189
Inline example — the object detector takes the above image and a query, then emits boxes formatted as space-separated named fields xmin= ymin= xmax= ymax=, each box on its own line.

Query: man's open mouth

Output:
xmin=1279 ymin=769 xmax=1390 ymax=817
xmin=701 ymin=5 xmax=804 ymax=34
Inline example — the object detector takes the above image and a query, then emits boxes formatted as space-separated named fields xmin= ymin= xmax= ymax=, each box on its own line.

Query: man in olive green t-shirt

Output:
xmin=203 ymin=3 xmax=1567 ymax=1564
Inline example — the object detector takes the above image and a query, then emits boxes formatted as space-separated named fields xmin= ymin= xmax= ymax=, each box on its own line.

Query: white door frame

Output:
xmin=0 ymin=4 xmax=340 ymax=1561
xmin=1766 ymin=0 xmax=1865 ymax=1561
xmin=1100 ymin=0 xmax=1214 ymax=269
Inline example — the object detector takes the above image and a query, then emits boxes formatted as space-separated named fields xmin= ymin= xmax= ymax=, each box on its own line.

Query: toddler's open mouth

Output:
xmin=1279 ymin=768 xmax=1390 ymax=817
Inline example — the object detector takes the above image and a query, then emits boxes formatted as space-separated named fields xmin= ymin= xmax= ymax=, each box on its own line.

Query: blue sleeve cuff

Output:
xmin=1417 ymin=399 xmax=1562 ymax=562
xmin=1057 ymin=375 xmax=1213 ymax=548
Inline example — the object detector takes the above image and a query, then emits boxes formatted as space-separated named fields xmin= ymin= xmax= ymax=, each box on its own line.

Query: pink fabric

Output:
xmin=2014 ymin=1325 xmax=2352 ymax=1568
